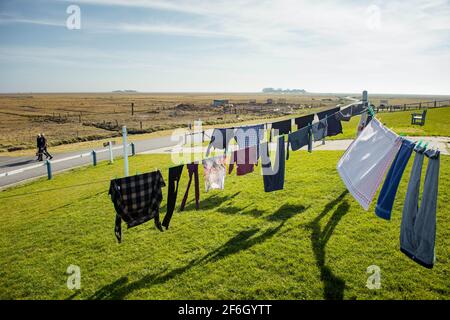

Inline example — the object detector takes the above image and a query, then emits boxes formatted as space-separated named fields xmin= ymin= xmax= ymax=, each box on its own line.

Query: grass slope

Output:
xmin=0 ymin=151 xmax=449 ymax=300
xmin=334 ymin=107 xmax=450 ymax=140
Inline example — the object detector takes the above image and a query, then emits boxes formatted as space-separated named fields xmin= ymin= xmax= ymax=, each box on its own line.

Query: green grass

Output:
xmin=0 ymin=151 xmax=449 ymax=300
xmin=331 ymin=107 xmax=450 ymax=140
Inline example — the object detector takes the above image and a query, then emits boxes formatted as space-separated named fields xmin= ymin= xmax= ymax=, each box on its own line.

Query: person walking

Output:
xmin=40 ymin=133 xmax=53 ymax=160
xmin=36 ymin=134 xmax=44 ymax=161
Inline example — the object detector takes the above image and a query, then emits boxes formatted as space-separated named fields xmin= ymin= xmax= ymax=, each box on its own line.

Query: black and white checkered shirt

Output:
xmin=109 ymin=170 xmax=166 ymax=243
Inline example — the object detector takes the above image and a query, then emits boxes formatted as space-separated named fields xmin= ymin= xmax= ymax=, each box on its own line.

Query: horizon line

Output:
xmin=0 ymin=91 xmax=450 ymax=97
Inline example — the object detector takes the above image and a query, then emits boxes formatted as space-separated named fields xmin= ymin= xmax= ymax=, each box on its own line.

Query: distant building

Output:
xmin=249 ymin=99 xmax=256 ymax=104
xmin=379 ymin=99 xmax=389 ymax=107
xmin=266 ymin=98 xmax=273 ymax=105
xmin=213 ymin=99 xmax=229 ymax=107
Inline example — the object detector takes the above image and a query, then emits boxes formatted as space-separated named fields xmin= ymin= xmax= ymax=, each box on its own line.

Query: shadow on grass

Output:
xmin=88 ymin=201 xmax=305 ymax=300
xmin=266 ymin=204 xmax=310 ymax=222
xmin=307 ymin=190 xmax=349 ymax=300
xmin=88 ymin=225 xmax=282 ymax=300
xmin=182 ymin=192 xmax=241 ymax=212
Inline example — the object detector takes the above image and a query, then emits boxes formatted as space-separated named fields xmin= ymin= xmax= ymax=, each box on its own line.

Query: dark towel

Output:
xmin=270 ymin=119 xmax=292 ymax=142
xmin=287 ymin=126 xmax=310 ymax=160
xmin=312 ymin=118 xmax=328 ymax=142
xmin=317 ymin=107 xmax=342 ymax=137
xmin=294 ymin=114 xmax=315 ymax=130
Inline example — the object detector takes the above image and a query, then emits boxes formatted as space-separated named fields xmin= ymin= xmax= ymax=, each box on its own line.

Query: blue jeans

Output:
xmin=375 ymin=139 xmax=415 ymax=220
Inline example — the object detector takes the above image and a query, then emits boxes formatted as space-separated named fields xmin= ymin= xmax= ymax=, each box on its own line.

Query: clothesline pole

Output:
xmin=362 ymin=90 xmax=368 ymax=104
xmin=122 ymin=126 xmax=129 ymax=177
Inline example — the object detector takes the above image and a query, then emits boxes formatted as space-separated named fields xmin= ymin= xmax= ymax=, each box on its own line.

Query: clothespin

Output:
xmin=367 ymin=104 xmax=375 ymax=117
xmin=423 ymin=142 xmax=429 ymax=150
xmin=417 ymin=140 xmax=423 ymax=147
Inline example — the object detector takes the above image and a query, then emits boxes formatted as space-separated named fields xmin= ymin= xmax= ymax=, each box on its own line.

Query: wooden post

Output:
xmin=140 ymin=121 xmax=143 ymax=130
xmin=131 ymin=102 xmax=134 ymax=116
xmin=122 ymin=126 xmax=129 ymax=177
xmin=434 ymin=100 xmax=437 ymax=108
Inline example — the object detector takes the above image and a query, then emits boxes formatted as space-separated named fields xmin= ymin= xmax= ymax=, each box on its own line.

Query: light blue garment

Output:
xmin=400 ymin=147 xmax=440 ymax=268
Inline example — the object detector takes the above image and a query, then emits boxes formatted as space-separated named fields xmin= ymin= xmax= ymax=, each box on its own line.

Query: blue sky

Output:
xmin=0 ymin=0 xmax=449 ymax=94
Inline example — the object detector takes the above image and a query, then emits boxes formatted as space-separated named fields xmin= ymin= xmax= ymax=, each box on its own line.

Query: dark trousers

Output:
xmin=180 ymin=163 xmax=200 ymax=211
xmin=162 ymin=165 xmax=184 ymax=229
xmin=43 ymin=147 xmax=52 ymax=159
xmin=261 ymin=136 xmax=286 ymax=192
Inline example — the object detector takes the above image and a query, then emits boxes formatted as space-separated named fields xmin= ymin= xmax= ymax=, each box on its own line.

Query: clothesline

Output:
xmin=0 ymin=100 xmax=366 ymax=200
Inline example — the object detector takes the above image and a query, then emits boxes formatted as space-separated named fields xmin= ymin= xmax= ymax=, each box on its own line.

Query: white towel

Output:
xmin=337 ymin=118 xmax=402 ymax=210
xmin=203 ymin=155 xmax=226 ymax=192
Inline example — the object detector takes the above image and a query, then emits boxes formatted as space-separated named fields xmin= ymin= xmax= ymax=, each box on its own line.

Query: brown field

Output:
xmin=0 ymin=92 xmax=447 ymax=154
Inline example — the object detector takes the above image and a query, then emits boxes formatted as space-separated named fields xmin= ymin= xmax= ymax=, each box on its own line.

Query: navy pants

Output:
xmin=261 ymin=136 xmax=285 ymax=192
xmin=375 ymin=139 xmax=415 ymax=220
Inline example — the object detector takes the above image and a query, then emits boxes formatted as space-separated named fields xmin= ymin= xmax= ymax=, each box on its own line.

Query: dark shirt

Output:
xmin=109 ymin=170 xmax=165 ymax=243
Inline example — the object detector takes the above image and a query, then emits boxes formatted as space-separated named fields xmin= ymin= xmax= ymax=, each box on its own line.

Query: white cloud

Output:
xmin=2 ymin=0 xmax=450 ymax=93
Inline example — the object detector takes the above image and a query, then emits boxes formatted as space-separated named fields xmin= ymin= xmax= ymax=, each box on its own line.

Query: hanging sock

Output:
xmin=400 ymin=147 xmax=440 ymax=269
xmin=337 ymin=118 xmax=402 ymax=210
xmin=162 ymin=165 xmax=184 ymax=230
xmin=375 ymin=139 xmax=415 ymax=220
xmin=180 ymin=163 xmax=200 ymax=211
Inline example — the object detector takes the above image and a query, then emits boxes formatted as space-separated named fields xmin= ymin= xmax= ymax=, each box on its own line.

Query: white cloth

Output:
xmin=202 ymin=155 xmax=226 ymax=192
xmin=356 ymin=112 xmax=369 ymax=137
xmin=337 ymin=118 xmax=402 ymax=210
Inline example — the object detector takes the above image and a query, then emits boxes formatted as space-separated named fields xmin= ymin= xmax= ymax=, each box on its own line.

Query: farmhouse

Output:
xmin=213 ymin=99 xmax=229 ymax=107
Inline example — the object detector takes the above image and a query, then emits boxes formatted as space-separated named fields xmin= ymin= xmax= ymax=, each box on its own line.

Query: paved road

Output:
xmin=0 ymin=130 xmax=208 ymax=189
xmin=1 ymin=126 xmax=448 ymax=190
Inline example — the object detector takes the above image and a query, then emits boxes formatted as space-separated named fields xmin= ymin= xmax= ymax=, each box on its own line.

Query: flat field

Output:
xmin=1 ymin=92 xmax=446 ymax=153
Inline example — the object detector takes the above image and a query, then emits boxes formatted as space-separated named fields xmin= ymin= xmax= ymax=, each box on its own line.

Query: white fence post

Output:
xmin=122 ymin=126 xmax=129 ymax=177
xmin=108 ymin=141 xmax=114 ymax=164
